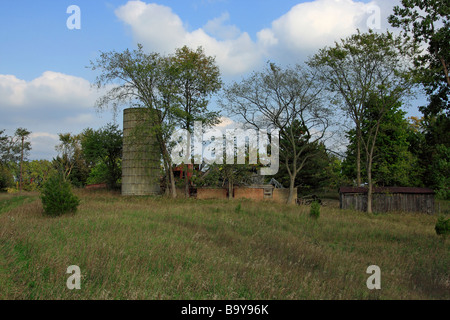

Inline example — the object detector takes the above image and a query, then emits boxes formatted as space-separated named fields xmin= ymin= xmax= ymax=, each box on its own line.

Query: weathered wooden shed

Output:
xmin=339 ymin=187 xmax=435 ymax=214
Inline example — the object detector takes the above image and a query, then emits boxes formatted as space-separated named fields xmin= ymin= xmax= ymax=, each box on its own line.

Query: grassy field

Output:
xmin=0 ymin=190 xmax=448 ymax=300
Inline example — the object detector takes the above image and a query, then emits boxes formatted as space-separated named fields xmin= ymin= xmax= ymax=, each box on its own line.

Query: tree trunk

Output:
xmin=228 ymin=180 xmax=233 ymax=200
xmin=287 ymin=175 xmax=296 ymax=204
xmin=162 ymin=158 xmax=170 ymax=195
xmin=19 ymin=137 xmax=24 ymax=192
xmin=185 ymin=164 xmax=190 ymax=198
xmin=169 ymin=164 xmax=177 ymax=198
xmin=367 ymin=160 xmax=373 ymax=213
xmin=185 ymin=122 xmax=191 ymax=198
xmin=366 ymin=121 xmax=380 ymax=213
xmin=356 ymin=126 xmax=361 ymax=187
xmin=159 ymin=137 xmax=177 ymax=198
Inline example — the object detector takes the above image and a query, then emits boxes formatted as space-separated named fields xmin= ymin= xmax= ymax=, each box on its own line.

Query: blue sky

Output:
xmin=0 ymin=0 xmax=426 ymax=160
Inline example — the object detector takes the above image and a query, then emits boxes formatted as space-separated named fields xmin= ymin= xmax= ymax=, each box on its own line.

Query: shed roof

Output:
xmin=339 ymin=187 xmax=435 ymax=194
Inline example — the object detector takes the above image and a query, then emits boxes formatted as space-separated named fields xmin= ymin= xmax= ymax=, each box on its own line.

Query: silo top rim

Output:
xmin=124 ymin=107 xmax=150 ymax=112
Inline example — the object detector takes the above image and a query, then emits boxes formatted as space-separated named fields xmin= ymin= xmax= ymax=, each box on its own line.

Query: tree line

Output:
xmin=1 ymin=1 xmax=448 ymax=211
xmin=0 ymin=124 xmax=123 ymax=192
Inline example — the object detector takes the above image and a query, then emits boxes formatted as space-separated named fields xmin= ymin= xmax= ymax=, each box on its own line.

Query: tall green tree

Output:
xmin=342 ymin=103 xmax=421 ymax=187
xmin=82 ymin=123 xmax=123 ymax=189
xmin=0 ymin=129 xmax=30 ymax=191
xmin=0 ymin=130 xmax=13 ymax=190
xmin=169 ymin=46 xmax=222 ymax=197
xmin=90 ymin=44 xmax=182 ymax=197
xmin=389 ymin=1 xmax=450 ymax=199
xmin=274 ymin=120 xmax=331 ymax=196
xmin=308 ymin=30 xmax=417 ymax=212
xmin=20 ymin=160 xmax=56 ymax=191
xmin=55 ymin=133 xmax=83 ymax=183
xmin=15 ymin=128 xmax=31 ymax=192
xmin=389 ymin=0 xmax=449 ymax=116
xmin=420 ymin=115 xmax=450 ymax=198
xmin=220 ymin=63 xmax=331 ymax=204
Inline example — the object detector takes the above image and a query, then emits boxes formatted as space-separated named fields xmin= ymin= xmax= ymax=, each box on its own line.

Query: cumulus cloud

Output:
xmin=28 ymin=132 xmax=60 ymax=160
xmin=0 ymin=72 xmax=112 ymax=159
xmin=115 ymin=1 xmax=263 ymax=76
xmin=261 ymin=0 xmax=367 ymax=55
xmin=115 ymin=0 xmax=398 ymax=75
xmin=0 ymin=71 xmax=99 ymax=111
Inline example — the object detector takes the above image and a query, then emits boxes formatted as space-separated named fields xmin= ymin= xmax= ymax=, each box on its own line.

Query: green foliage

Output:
xmin=0 ymin=165 xmax=14 ymax=191
xmin=410 ymin=115 xmax=450 ymax=197
xmin=274 ymin=122 xmax=340 ymax=195
xmin=86 ymin=161 xmax=109 ymax=185
xmin=310 ymin=201 xmax=321 ymax=219
xmin=89 ymin=44 xmax=222 ymax=197
xmin=389 ymin=0 xmax=449 ymax=117
xmin=0 ymin=128 xmax=32 ymax=192
xmin=220 ymin=62 xmax=331 ymax=204
xmin=343 ymin=103 xmax=421 ymax=187
xmin=82 ymin=123 xmax=122 ymax=189
xmin=16 ymin=160 xmax=56 ymax=191
xmin=435 ymin=216 xmax=450 ymax=236
xmin=430 ymin=144 xmax=450 ymax=200
xmin=169 ymin=45 xmax=222 ymax=129
xmin=389 ymin=0 xmax=450 ymax=198
xmin=54 ymin=132 xmax=89 ymax=186
xmin=193 ymin=163 xmax=255 ymax=188
xmin=40 ymin=174 xmax=80 ymax=217
xmin=309 ymin=29 xmax=417 ymax=193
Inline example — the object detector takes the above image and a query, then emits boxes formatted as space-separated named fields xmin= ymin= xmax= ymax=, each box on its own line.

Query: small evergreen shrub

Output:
xmin=310 ymin=201 xmax=321 ymax=219
xmin=40 ymin=174 xmax=80 ymax=217
xmin=435 ymin=216 xmax=450 ymax=236
xmin=0 ymin=165 xmax=14 ymax=191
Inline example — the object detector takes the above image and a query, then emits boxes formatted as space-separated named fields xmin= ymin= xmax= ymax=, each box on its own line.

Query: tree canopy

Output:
xmin=389 ymin=0 xmax=449 ymax=116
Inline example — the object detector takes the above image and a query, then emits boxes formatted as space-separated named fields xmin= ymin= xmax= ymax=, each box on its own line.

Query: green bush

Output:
xmin=0 ymin=165 xmax=14 ymax=191
xmin=40 ymin=174 xmax=80 ymax=216
xmin=435 ymin=216 xmax=450 ymax=236
xmin=310 ymin=201 xmax=321 ymax=219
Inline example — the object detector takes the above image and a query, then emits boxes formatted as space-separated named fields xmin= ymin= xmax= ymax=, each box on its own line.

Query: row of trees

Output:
xmin=0 ymin=128 xmax=32 ymax=192
xmin=86 ymin=1 xmax=448 ymax=210
xmin=0 ymin=124 xmax=123 ymax=192
xmin=90 ymin=45 xmax=222 ymax=198
xmin=2 ymin=1 xmax=447 ymax=211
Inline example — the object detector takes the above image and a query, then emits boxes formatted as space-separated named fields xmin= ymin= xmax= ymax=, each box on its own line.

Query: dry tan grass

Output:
xmin=0 ymin=190 xmax=448 ymax=300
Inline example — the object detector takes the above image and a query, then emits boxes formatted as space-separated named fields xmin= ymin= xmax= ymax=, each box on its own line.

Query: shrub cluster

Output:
xmin=435 ymin=216 xmax=450 ymax=236
xmin=40 ymin=174 xmax=80 ymax=216
xmin=310 ymin=201 xmax=321 ymax=219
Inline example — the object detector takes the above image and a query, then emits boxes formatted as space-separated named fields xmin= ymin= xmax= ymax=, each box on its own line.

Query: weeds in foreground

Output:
xmin=0 ymin=191 xmax=448 ymax=300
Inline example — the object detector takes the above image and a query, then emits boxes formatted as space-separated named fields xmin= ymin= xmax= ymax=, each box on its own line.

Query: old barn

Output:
xmin=339 ymin=187 xmax=435 ymax=214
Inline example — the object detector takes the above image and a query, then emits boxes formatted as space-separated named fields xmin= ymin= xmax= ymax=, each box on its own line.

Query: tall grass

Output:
xmin=0 ymin=190 xmax=448 ymax=299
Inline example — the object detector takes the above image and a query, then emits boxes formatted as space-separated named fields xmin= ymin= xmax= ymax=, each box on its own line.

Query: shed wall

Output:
xmin=197 ymin=188 xmax=228 ymax=200
xmin=340 ymin=192 xmax=434 ymax=214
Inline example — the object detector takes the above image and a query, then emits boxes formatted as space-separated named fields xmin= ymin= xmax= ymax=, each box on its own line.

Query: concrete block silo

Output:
xmin=122 ymin=108 xmax=161 ymax=196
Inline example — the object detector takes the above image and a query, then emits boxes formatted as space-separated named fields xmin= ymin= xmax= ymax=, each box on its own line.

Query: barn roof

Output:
xmin=339 ymin=187 xmax=435 ymax=194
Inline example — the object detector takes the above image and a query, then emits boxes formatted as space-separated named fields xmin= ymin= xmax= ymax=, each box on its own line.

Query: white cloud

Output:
xmin=0 ymin=75 xmax=27 ymax=106
xmin=203 ymin=12 xmax=241 ymax=40
xmin=266 ymin=0 xmax=368 ymax=51
xmin=0 ymin=71 xmax=98 ymax=111
xmin=0 ymin=72 xmax=113 ymax=159
xmin=63 ymin=113 xmax=96 ymax=125
xmin=115 ymin=0 xmax=398 ymax=76
xmin=115 ymin=1 xmax=262 ymax=76
xmin=214 ymin=116 xmax=235 ymax=129
xmin=28 ymin=132 xmax=60 ymax=160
